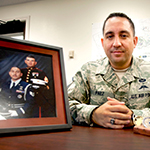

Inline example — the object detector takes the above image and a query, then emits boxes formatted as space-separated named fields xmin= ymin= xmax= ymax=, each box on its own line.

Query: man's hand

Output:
xmin=91 ymin=97 xmax=133 ymax=129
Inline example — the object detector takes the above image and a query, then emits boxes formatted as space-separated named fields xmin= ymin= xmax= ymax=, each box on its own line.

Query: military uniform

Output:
xmin=21 ymin=67 xmax=54 ymax=117
xmin=68 ymin=57 xmax=150 ymax=125
xmin=0 ymin=80 xmax=38 ymax=119
xmin=21 ymin=67 xmax=46 ymax=83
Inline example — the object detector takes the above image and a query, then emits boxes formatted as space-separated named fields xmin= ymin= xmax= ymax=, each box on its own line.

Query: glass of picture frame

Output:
xmin=0 ymin=36 xmax=72 ymax=134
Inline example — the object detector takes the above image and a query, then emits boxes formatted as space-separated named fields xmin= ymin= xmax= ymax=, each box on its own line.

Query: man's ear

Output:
xmin=25 ymin=59 xmax=27 ymax=64
xmin=133 ymin=36 xmax=138 ymax=48
xmin=101 ymin=38 xmax=104 ymax=48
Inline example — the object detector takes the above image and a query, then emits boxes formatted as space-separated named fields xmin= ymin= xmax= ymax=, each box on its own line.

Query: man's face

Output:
xmin=25 ymin=57 xmax=37 ymax=68
xmin=101 ymin=17 xmax=138 ymax=69
xmin=9 ymin=67 xmax=22 ymax=81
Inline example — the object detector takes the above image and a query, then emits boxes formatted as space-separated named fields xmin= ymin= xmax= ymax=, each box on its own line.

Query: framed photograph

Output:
xmin=0 ymin=36 xmax=72 ymax=134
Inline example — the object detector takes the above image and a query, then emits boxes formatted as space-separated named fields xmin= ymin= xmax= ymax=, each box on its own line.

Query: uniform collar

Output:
xmin=10 ymin=78 xmax=22 ymax=88
xmin=95 ymin=57 xmax=111 ymax=75
xmin=27 ymin=66 xmax=36 ymax=70
xmin=96 ymin=56 xmax=145 ymax=79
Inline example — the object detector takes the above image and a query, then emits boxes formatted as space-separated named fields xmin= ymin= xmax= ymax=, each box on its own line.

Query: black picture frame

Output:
xmin=0 ymin=36 xmax=72 ymax=134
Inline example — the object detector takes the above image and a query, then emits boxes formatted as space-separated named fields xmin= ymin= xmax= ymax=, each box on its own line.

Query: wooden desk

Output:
xmin=0 ymin=125 xmax=149 ymax=150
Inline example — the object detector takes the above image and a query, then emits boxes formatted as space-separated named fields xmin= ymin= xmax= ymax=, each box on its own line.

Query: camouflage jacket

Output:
xmin=68 ymin=57 xmax=150 ymax=125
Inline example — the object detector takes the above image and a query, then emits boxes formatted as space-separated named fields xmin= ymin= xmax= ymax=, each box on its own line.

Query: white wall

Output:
xmin=0 ymin=0 xmax=150 ymax=84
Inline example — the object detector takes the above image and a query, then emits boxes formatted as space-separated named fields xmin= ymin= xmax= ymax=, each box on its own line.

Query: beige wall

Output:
xmin=0 ymin=0 xmax=150 ymax=84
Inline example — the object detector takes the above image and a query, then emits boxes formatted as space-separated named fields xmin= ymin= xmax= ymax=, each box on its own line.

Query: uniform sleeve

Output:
xmin=22 ymin=85 xmax=36 ymax=117
xmin=68 ymin=65 xmax=98 ymax=125
xmin=131 ymin=59 xmax=150 ymax=118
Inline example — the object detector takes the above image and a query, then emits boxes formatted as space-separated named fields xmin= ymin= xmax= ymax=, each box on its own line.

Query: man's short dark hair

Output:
xmin=10 ymin=66 xmax=21 ymax=71
xmin=26 ymin=55 xmax=35 ymax=59
xmin=102 ymin=12 xmax=135 ymax=36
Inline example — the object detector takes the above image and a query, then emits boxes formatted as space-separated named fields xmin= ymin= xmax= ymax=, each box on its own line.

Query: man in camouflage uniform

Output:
xmin=68 ymin=12 xmax=150 ymax=129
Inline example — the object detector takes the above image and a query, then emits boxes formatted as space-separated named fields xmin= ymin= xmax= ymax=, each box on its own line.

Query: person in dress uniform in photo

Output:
xmin=21 ymin=55 xmax=55 ymax=117
xmin=21 ymin=55 xmax=49 ymax=84
xmin=0 ymin=67 xmax=38 ymax=119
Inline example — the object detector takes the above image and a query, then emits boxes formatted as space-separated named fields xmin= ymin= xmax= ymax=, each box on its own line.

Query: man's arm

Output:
xmin=22 ymin=84 xmax=36 ymax=117
xmin=68 ymin=70 xmax=98 ymax=125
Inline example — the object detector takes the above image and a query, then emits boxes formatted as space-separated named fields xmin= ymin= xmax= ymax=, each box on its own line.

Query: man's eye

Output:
xmin=106 ymin=35 xmax=113 ymax=39
xmin=121 ymin=34 xmax=128 ymax=38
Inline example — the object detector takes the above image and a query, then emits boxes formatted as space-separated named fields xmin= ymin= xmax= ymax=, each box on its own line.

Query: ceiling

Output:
xmin=0 ymin=0 xmax=40 ymax=7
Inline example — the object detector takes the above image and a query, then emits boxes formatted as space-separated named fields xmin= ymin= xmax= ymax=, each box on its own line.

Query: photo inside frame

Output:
xmin=0 ymin=47 xmax=56 ymax=120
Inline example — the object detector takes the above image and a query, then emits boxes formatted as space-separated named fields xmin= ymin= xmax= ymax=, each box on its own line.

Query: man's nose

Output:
xmin=113 ymin=37 xmax=121 ymax=47
xmin=13 ymin=72 xmax=17 ymax=75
